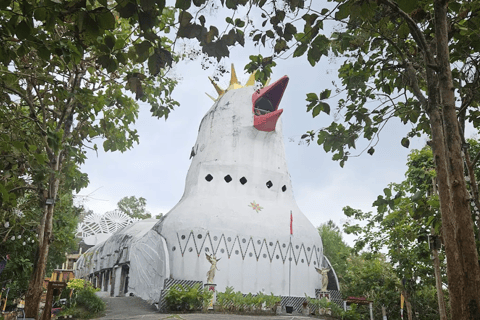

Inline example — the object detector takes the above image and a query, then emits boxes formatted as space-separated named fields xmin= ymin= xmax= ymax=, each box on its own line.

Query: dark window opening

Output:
xmin=240 ymin=177 xmax=247 ymax=185
xmin=205 ymin=174 xmax=213 ymax=182
xmin=266 ymin=181 xmax=273 ymax=188
xmin=282 ymin=185 xmax=287 ymax=192
xmin=224 ymin=175 xmax=232 ymax=183
xmin=254 ymin=96 xmax=275 ymax=115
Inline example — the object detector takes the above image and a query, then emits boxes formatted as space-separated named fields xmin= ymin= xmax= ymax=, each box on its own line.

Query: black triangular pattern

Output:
xmin=297 ymin=243 xmax=307 ymax=265
xmin=289 ymin=242 xmax=301 ymax=264
xmin=252 ymin=237 xmax=265 ymax=260
xmin=246 ymin=238 xmax=256 ymax=259
xmin=224 ymin=234 xmax=237 ymax=258
xmin=268 ymin=240 xmax=281 ymax=262
xmin=204 ymin=232 xmax=214 ymax=255
xmin=279 ymin=242 xmax=289 ymax=263
xmin=263 ymin=239 xmax=274 ymax=261
xmin=193 ymin=231 xmax=209 ymax=256
xmin=210 ymin=232 xmax=224 ymax=255
xmin=177 ymin=231 xmax=195 ymax=256
xmin=251 ymin=237 xmax=259 ymax=257
xmin=313 ymin=245 xmax=321 ymax=267
xmin=177 ymin=231 xmax=323 ymax=266
xmin=305 ymin=244 xmax=315 ymax=265
xmin=238 ymin=236 xmax=251 ymax=259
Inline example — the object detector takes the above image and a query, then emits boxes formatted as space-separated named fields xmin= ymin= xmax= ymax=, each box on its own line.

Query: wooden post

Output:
xmin=382 ymin=306 xmax=387 ymax=320
xmin=40 ymin=281 xmax=66 ymax=320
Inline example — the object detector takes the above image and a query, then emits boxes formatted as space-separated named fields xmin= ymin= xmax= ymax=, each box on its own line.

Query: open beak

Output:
xmin=252 ymin=76 xmax=289 ymax=132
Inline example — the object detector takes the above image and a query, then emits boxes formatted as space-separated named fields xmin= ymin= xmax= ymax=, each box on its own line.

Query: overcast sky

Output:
xmin=75 ymin=5 xmax=430 ymax=246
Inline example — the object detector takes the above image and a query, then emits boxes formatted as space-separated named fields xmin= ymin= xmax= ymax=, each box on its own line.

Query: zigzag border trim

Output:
xmin=174 ymin=231 xmax=322 ymax=266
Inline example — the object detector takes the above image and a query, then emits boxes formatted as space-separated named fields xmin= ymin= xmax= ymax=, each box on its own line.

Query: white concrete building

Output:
xmin=75 ymin=67 xmax=339 ymax=309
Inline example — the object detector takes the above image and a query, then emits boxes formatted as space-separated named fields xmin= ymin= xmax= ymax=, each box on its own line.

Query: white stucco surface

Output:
xmin=76 ymin=76 xmax=330 ymax=302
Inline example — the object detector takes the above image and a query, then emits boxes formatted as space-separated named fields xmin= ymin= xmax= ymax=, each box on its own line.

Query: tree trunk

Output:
xmin=431 ymin=181 xmax=448 ymax=320
xmin=432 ymin=246 xmax=447 ymax=320
xmin=428 ymin=1 xmax=480 ymax=318
xmin=25 ymin=161 xmax=61 ymax=319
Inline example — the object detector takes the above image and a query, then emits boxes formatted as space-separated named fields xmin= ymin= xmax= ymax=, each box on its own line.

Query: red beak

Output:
xmin=252 ymin=76 xmax=289 ymax=132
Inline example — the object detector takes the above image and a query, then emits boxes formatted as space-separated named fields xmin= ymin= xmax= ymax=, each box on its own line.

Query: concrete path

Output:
xmin=95 ymin=295 xmax=317 ymax=320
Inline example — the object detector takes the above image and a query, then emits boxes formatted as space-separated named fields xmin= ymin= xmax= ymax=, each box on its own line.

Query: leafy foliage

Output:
xmin=116 ymin=196 xmax=151 ymax=219
xmin=164 ymin=283 xmax=213 ymax=312
xmin=0 ymin=192 xmax=80 ymax=302
xmin=215 ymin=286 xmax=280 ymax=313
xmin=343 ymin=146 xmax=450 ymax=319
xmin=318 ymin=220 xmax=351 ymax=282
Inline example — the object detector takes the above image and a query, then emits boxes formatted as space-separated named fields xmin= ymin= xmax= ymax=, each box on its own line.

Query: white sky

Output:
xmin=75 ymin=3 xmax=430 ymax=246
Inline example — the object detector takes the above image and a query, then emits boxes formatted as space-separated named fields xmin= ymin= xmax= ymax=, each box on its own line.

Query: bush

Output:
xmin=60 ymin=279 xmax=105 ymax=318
xmin=216 ymin=286 xmax=281 ymax=313
xmin=164 ymin=284 xmax=212 ymax=312
xmin=306 ymin=296 xmax=360 ymax=320
xmin=76 ymin=289 xmax=105 ymax=313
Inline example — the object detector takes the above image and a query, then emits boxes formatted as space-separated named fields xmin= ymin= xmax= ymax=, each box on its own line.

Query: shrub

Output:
xmin=164 ymin=284 xmax=212 ymax=312
xmin=76 ymin=289 xmax=105 ymax=313
xmin=215 ymin=287 xmax=281 ymax=313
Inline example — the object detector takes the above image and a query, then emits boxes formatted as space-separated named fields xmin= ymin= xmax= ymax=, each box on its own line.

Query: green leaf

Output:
xmin=179 ymin=11 xmax=193 ymax=27
xmin=16 ymin=20 xmax=31 ymax=40
xmin=367 ymin=147 xmax=375 ymax=155
xmin=274 ymin=39 xmax=288 ymax=53
xmin=134 ymin=40 xmax=152 ymax=62
xmin=175 ymin=0 xmax=191 ymax=9
xmin=307 ymin=47 xmax=321 ymax=66
xmin=312 ymin=104 xmax=321 ymax=118
xmin=140 ymin=0 xmax=156 ymax=10
xmin=401 ymin=137 xmax=410 ymax=148
xmin=319 ymin=102 xmax=330 ymax=115
xmin=95 ymin=8 xmax=116 ymax=30
xmin=293 ymin=44 xmax=308 ymax=57
xmin=193 ymin=0 xmax=206 ymax=5
xmin=235 ymin=18 xmax=245 ymax=28
xmin=306 ymin=92 xmax=318 ymax=102
xmin=397 ymin=0 xmax=417 ymax=13
xmin=34 ymin=8 xmax=47 ymax=21
xmin=104 ymin=35 xmax=115 ymax=50
xmin=319 ymin=89 xmax=331 ymax=100
xmin=335 ymin=2 xmax=351 ymax=20
xmin=383 ymin=188 xmax=391 ymax=198
xmin=412 ymin=190 xmax=423 ymax=202
xmin=117 ymin=2 xmax=137 ymax=18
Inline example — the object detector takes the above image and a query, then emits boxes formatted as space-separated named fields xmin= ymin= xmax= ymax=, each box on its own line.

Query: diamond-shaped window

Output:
xmin=266 ymin=181 xmax=273 ymax=188
xmin=205 ymin=174 xmax=213 ymax=182
xmin=240 ymin=177 xmax=247 ymax=185
xmin=224 ymin=175 xmax=232 ymax=183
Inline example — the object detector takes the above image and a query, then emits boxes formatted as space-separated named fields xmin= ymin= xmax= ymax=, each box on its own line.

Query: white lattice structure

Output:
xmin=77 ymin=210 xmax=139 ymax=246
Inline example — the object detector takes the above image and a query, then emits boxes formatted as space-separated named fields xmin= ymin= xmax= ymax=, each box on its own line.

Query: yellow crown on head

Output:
xmin=206 ymin=64 xmax=258 ymax=101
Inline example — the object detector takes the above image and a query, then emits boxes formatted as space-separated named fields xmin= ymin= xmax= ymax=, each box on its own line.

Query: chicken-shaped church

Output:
xmin=75 ymin=66 xmax=340 ymax=310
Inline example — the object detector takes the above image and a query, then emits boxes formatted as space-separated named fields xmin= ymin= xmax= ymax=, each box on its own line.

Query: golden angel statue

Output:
xmin=205 ymin=253 xmax=220 ymax=284
xmin=315 ymin=267 xmax=330 ymax=292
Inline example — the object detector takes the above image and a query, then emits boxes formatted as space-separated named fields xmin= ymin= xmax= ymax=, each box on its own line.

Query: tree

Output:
xmin=344 ymin=146 xmax=453 ymax=319
xmin=0 ymin=191 xmax=80 ymax=305
xmin=317 ymin=220 xmax=351 ymax=283
xmin=116 ymin=196 xmax=151 ymax=219
xmin=0 ymin=0 xmax=179 ymax=316
xmin=343 ymin=253 xmax=400 ymax=320
xmin=230 ymin=1 xmax=480 ymax=317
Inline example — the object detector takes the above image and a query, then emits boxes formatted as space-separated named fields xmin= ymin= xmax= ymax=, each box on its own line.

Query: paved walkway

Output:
xmin=95 ymin=295 xmax=317 ymax=320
